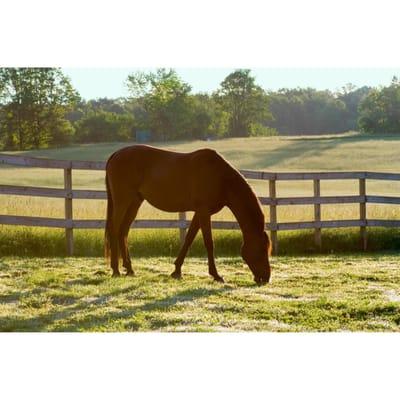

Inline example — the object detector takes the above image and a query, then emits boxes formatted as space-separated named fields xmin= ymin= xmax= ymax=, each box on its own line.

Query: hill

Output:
xmin=7 ymin=132 xmax=400 ymax=172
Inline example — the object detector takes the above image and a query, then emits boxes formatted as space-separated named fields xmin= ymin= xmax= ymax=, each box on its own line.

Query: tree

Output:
xmin=126 ymin=69 xmax=193 ymax=141
xmin=85 ymin=97 xmax=126 ymax=115
xmin=358 ymin=77 xmax=400 ymax=134
xmin=337 ymin=85 xmax=372 ymax=131
xmin=215 ymin=69 xmax=271 ymax=137
xmin=267 ymin=88 xmax=349 ymax=134
xmin=0 ymin=68 xmax=79 ymax=149
xmin=75 ymin=111 xmax=135 ymax=143
xmin=187 ymin=94 xmax=229 ymax=139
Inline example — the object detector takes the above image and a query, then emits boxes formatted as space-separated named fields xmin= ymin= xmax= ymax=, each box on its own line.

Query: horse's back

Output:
xmin=106 ymin=145 xmax=233 ymax=212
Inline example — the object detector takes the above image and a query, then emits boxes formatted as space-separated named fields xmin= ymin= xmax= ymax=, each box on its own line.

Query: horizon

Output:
xmin=62 ymin=67 xmax=400 ymax=100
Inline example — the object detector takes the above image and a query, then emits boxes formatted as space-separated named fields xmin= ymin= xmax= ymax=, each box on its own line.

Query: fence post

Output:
xmin=178 ymin=211 xmax=186 ymax=246
xmin=359 ymin=177 xmax=367 ymax=251
xmin=313 ymin=179 xmax=322 ymax=250
xmin=64 ymin=167 xmax=73 ymax=256
xmin=269 ymin=176 xmax=278 ymax=254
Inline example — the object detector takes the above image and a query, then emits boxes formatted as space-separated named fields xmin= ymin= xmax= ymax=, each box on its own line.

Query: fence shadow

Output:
xmin=0 ymin=284 xmax=235 ymax=332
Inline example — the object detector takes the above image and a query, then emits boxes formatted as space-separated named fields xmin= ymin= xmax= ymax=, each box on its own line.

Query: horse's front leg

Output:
xmin=198 ymin=211 xmax=224 ymax=283
xmin=171 ymin=213 xmax=200 ymax=279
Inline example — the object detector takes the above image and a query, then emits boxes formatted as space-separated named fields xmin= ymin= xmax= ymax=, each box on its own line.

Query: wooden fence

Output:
xmin=1 ymin=153 xmax=400 ymax=255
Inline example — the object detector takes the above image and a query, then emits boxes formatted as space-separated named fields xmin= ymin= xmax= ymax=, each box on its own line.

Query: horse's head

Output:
xmin=241 ymin=231 xmax=272 ymax=285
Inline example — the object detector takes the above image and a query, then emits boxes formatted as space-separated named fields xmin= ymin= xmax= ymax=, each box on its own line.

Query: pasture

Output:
xmin=1 ymin=132 xmax=400 ymax=332
xmin=1 ymin=132 xmax=400 ymax=256
xmin=1 ymin=254 xmax=400 ymax=331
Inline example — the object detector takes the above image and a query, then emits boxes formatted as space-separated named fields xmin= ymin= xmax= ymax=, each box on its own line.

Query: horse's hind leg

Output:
xmin=118 ymin=195 xmax=143 ymax=276
xmin=171 ymin=213 xmax=200 ymax=279
xmin=109 ymin=234 xmax=120 ymax=277
xmin=109 ymin=197 xmax=134 ymax=277
xmin=198 ymin=211 xmax=224 ymax=283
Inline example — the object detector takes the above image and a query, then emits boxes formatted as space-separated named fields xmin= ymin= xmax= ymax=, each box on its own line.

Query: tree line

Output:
xmin=0 ymin=68 xmax=399 ymax=150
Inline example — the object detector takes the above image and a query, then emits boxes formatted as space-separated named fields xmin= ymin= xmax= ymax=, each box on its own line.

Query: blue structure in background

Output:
xmin=136 ymin=130 xmax=152 ymax=143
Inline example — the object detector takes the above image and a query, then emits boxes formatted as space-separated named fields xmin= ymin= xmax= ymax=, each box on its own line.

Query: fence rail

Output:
xmin=1 ymin=154 xmax=400 ymax=255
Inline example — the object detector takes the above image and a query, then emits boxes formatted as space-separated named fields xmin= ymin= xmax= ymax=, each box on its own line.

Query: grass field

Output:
xmin=1 ymin=254 xmax=400 ymax=332
xmin=0 ymin=132 xmax=400 ymax=256
xmin=1 ymin=133 xmax=400 ymax=332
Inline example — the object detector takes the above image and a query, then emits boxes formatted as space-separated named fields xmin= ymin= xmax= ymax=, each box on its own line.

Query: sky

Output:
xmin=62 ymin=68 xmax=400 ymax=100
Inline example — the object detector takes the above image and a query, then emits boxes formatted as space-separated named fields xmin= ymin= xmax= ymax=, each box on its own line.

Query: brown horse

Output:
xmin=105 ymin=145 xmax=272 ymax=284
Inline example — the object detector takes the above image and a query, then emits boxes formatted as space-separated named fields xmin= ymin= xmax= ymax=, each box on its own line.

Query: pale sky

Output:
xmin=62 ymin=68 xmax=400 ymax=100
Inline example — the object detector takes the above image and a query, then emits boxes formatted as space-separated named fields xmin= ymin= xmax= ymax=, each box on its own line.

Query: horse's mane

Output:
xmin=223 ymin=160 xmax=265 ymax=235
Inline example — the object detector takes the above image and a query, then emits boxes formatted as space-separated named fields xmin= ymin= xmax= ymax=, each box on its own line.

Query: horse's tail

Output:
xmin=265 ymin=231 xmax=272 ymax=256
xmin=268 ymin=235 xmax=272 ymax=256
xmin=104 ymin=172 xmax=112 ymax=263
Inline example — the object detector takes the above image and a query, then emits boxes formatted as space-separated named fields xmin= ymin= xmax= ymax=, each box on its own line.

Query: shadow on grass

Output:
xmin=0 ymin=286 xmax=46 ymax=305
xmin=222 ymin=137 xmax=343 ymax=170
xmin=223 ymin=132 xmax=400 ymax=171
xmin=62 ymin=286 xmax=234 ymax=332
xmin=0 ymin=284 xmax=233 ymax=332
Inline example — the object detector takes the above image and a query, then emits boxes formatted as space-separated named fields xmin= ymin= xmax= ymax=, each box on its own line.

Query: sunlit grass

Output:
xmin=1 ymin=193 xmax=399 ymax=222
xmin=1 ymin=254 xmax=400 ymax=332
xmin=5 ymin=131 xmax=400 ymax=170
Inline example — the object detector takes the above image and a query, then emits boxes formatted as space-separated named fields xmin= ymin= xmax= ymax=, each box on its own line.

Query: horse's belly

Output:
xmin=139 ymin=180 xmax=192 ymax=212
xmin=145 ymin=198 xmax=189 ymax=212
xmin=143 ymin=192 xmax=191 ymax=212
xmin=142 ymin=187 xmax=223 ymax=214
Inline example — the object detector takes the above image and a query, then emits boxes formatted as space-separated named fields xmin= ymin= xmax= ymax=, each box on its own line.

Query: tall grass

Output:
xmin=1 ymin=226 xmax=399 ymax=258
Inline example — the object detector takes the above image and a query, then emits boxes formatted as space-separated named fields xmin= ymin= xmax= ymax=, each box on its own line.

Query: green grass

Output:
xmin=1 ymin=254 xmax=400 ymax=332
xmin=0 ymin=226 xmax=399 ymax=258
xmin=1 ymin=132 xmax=400 ymax=256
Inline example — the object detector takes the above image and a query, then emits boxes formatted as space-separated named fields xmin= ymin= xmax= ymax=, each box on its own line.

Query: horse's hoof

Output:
xmin=170 ymin=271 xmax=182 ymax=280
xmin=214 ymin=276 xmax=224 ymax=283
xmin=125 ymin=270 xmax=135 ymax=277
xmin=112 ymin=271 xmax=121 ymax=277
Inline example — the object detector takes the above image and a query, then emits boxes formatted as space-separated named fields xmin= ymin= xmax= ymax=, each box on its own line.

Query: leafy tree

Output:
xmin=248 ymin=123 xmax=278 ymax=137
xmin=187 ymin=94 xmax=229 ymax=139
xmin=126 ymin=69 xmax=193 ymax=141
xmin=267 ymin=88 xmax=349 ymax=134
xmin=85 ymin=97 xmax=126 ymax=115
xmin=337 ymin=85 xmax=372 ymax=131
xmin=358 ymin=77 xmax=400 ymax=134
xmin=215 ymin=69 xmax=271 ymax=137
xmin=0 ymin=68 xmax=79 ymax=149
xmin=75 ymin=111 xmax=135 ymax=143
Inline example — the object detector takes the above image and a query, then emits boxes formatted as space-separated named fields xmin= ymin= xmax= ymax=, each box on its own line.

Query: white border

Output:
xmin=1 ymin=0 xmax=399 ymax=398
xmin=1 ymin=0 xmax=400 ymax=67
xmin=1 ymin=333 xmax=399 ymax=399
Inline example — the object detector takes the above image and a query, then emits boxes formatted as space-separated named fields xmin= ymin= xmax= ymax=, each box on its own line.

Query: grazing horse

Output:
xmin=105 ymin=145 xmax=272 ymax=284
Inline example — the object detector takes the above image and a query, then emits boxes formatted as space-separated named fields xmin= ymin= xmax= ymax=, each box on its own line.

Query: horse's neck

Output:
xmin=226 ymin=174 xmax=265 ymax=240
